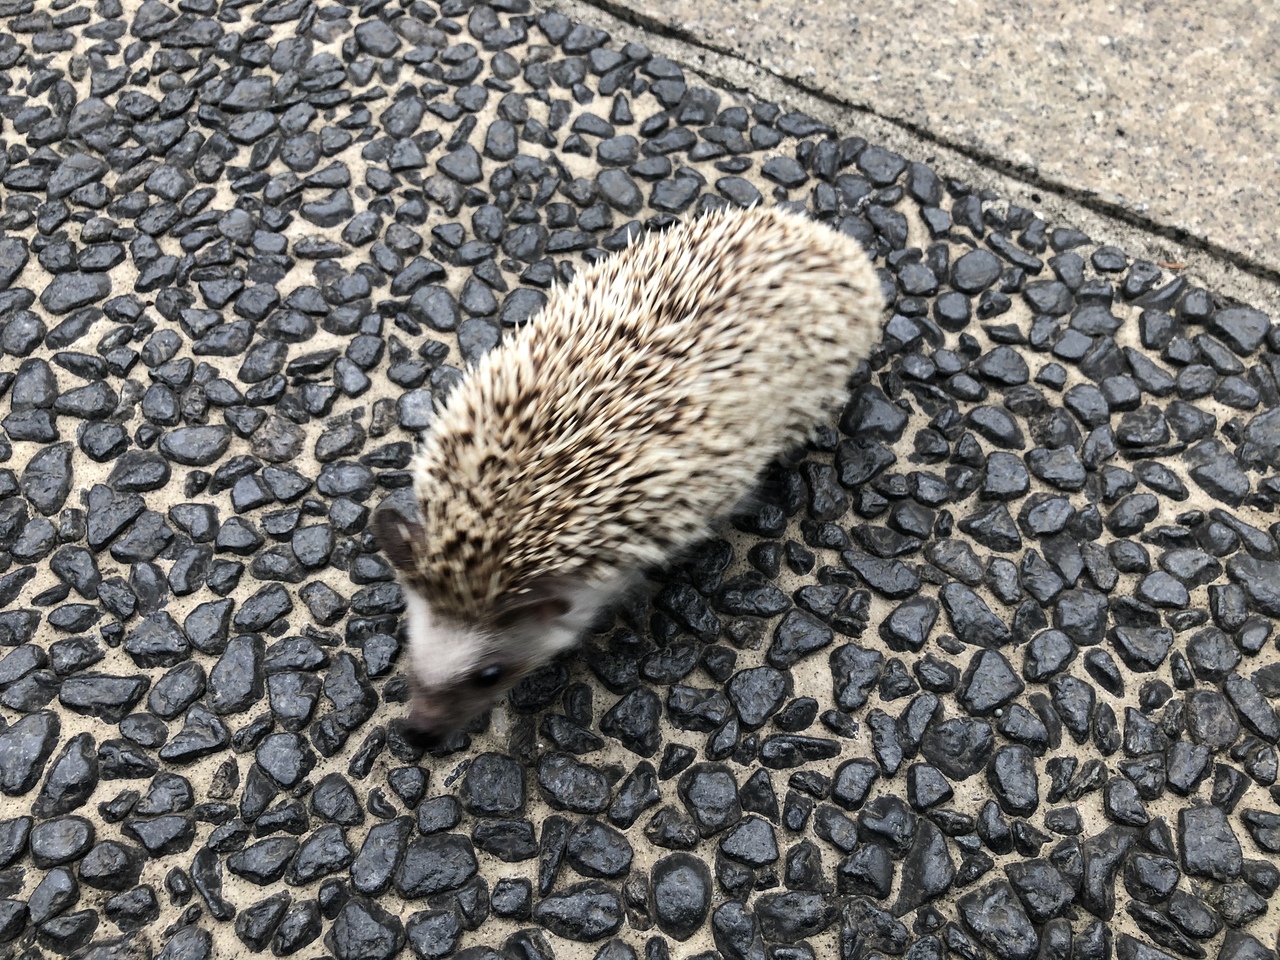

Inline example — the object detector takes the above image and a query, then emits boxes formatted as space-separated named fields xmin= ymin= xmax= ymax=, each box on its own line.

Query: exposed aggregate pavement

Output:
xmin=0 ymin=1 xmax=1279 ymax=959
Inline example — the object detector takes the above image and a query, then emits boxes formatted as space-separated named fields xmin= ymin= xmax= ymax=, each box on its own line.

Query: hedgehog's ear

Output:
xmin=494 ymin=578 xmax=574 ymax=630
xmin=372 ymin=506 xmax=425 ymax=573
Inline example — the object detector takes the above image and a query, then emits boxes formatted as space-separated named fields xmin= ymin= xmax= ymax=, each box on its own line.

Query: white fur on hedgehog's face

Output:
xmin=373 ymin=506 xmax=614 ymax=746
xmin=398 ymin=582 xmax=592 ymax=740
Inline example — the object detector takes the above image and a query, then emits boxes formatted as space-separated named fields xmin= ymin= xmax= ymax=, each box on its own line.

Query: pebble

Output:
xmin=754 ymin=891 xmax=838 ymax=942
xmin=462 ymin=753 xmax=526 ymax=815
xmin=677 ymin=764 xmax=741 ymax=837
xmin=921 ymin=718 xmax=994 ymax=780
xmin=959 ymin=650 xmax=1024 ymax=715
xmin=601 ymin=689 xmax=663 ymax=757
xmin=1004 ymin=858 xmax=1074 ymax=924
xmin=726 ymin=667 xmax=789 ymax=728
xmin=952 ymin=250 xmax=1003 ymax=293
xmin=893 ymin=819 xmax=955 ymax=915
xmin=957 ymin=881 xmax=1038 ymax=960
xmin=1179 ymin=806 xmax=1242 ymax=882
xmin=940 ymin=584 xmax=1012 ymax=647
xmin=534 ymin=881 xmax=623 ymax=941
xmin=394 ymin=834 xmax=478 ymax=899
xmin=830 ymin=644 xmax=885 ymax=711
xmin=826 ymin=835 xmax=896 ymax=893
xmin=1185 ymin=689 xmax=1241 ymax=749
xmin=0 ymin=711 xmax=61 ymax=794
xmin=326 ymin=899 xmax=404 ymax=960
xmin=539 ymin=754 xmax=612 ymax=814
xmin=1208 ymin=306 xmax=1270 ymax=354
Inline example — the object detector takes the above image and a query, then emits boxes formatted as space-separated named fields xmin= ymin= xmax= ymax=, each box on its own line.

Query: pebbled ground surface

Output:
xmin=0 ymin=2 xmax=1279 ymax=960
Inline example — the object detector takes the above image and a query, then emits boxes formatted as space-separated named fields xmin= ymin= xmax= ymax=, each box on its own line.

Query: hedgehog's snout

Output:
xmin=401 ymin=692 xmax=469 ymax=752
xmin=402 ymin=716 xmax=446 ymax=751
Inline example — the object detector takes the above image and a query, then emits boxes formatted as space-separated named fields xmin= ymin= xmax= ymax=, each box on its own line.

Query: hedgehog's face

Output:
xmin=397 ymin=582 xmax=593 ymax=743
xmin=373 ymin=506 xmax=598 ymax=746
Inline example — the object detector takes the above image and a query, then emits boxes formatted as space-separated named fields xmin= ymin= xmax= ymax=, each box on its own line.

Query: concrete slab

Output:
xmin=575 ymin=0 xmax=1280 ymax=279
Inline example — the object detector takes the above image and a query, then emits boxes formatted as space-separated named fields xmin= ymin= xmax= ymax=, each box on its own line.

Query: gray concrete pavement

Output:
xmin=570 ymin=0 xmax=1280 ymax=280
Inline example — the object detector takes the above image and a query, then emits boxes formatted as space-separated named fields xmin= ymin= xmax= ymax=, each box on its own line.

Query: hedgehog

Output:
xmin=373 ymin=203 xmax=885 ymax=745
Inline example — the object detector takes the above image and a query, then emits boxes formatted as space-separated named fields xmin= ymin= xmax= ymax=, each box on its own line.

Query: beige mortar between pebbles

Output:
xmin=3 ymin=1 xmax=1279 ymax=957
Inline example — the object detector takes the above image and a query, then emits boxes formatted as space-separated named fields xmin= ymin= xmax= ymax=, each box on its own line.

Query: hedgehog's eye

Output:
xmin=472 ymin=664 xmax=505 ymax=688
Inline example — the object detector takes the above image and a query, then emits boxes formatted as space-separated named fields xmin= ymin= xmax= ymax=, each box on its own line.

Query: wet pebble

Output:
xmin=534 ymin=881 xmax=623 ymax=942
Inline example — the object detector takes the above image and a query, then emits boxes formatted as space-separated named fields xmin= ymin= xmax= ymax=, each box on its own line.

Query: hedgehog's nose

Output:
xmin=403 ymin=719 xmax=444 ymax=751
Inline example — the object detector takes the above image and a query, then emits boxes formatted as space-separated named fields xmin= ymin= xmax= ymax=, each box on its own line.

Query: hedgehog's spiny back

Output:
xmin=413 ymin=206 xmax=884 ymax=618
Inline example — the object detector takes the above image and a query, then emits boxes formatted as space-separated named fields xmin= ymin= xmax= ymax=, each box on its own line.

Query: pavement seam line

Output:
xmin=563 ymin=0 xmax=1280 ymax=291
